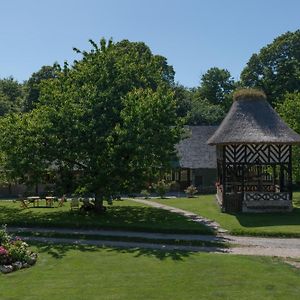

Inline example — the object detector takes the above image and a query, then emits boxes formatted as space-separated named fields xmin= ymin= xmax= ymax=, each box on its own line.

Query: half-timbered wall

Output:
xmin=216 ymin=144 xmax=293 ymax=212
xmin=224 ymin=144 xmax=290 ymax=164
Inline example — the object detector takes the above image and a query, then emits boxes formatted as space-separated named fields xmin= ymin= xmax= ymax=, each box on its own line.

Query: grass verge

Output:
xmin=0 ymin=199 xmax=213 ymax=235
xmin=1 ymin=244 xmax=300 ymax=300
xmin=151 ymin=192 xmax=300 ymax=237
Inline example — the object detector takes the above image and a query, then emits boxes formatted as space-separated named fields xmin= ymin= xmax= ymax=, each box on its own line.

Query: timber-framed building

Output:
xmin=207 ymin=90 xmax=300 ymax=213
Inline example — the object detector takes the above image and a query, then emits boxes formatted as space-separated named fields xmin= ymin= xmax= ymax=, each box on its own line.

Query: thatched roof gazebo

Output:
xmin=207 ymin=89 xmax=300 ymax=213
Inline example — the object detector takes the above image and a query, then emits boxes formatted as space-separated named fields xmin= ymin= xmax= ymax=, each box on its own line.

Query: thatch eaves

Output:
xmin=207 ymin=97 xmax=300 ymax=145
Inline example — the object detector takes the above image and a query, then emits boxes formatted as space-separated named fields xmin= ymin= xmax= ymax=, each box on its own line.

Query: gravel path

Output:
xmin=8 ymin=226 xmax=223 ymax=242
xmin=126 ymin=198 xmax=300 ymax=258
xmin=8 ymin=226 xmax=300 ymax=258
xmin=6 ymin=198 xmax=300 ymax=258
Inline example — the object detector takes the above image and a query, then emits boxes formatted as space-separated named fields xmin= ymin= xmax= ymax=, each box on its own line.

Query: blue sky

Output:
xmin=0 ymin=0 xmax=299 ymax=87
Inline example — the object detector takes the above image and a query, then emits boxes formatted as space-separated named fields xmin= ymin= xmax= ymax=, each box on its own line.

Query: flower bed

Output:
xmin=0 ymin=225 xmax=37 ymax=274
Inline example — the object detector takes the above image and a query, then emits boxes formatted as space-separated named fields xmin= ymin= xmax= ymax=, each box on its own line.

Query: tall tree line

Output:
xmin=1 ymin=28 xmax=300 ymax=199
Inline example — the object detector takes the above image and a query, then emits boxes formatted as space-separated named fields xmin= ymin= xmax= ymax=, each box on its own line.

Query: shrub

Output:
xmin=0 ymin=226 xmax=37 ymax=273
xmin=0 ymin=225 xmax=10 ymax=245
xmin=140 ymin=189 xmax=150 ymax=199
xmin=153 ymin=180 xmax=173 ymax=198
xmin=184 ymin=185 xmax=198 ymax=198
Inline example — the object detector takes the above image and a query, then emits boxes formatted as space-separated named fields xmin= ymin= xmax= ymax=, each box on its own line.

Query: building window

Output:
xmin=165 ymin=172 xmax=172 ymax=181
xmin=181 ymin=170 xmax=188 ymax=182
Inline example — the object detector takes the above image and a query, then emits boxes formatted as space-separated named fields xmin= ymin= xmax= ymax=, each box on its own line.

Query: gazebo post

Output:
xmin=288 ymin=146 xmax=293 ymax=201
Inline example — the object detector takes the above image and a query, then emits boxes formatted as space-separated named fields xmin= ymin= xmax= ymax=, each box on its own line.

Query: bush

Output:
xmin=152 ymin=180 xmax=173 ymax=198
xmin=184 ymin=185 xmax=198 ymax=198
xmin=0 ymin=225 xmax=37 ymax=273
xmin=140 ymin=189 xmax=150 ymax=199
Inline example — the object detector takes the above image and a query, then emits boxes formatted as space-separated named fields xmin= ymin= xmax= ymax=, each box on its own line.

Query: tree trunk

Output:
xmin=94 ymin=190 xmax=106 ymax=213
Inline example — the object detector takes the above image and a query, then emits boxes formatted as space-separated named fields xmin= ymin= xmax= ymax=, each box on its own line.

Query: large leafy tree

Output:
xmin=198 ymin=67 xmax=235 ymax=108
xmin=241 ymin=30 xmax=300 ymax=105
xmin=277 ymin=92 xmax=300 ymax=182
xmin=0 ymin=39 xmax=182 ymax=210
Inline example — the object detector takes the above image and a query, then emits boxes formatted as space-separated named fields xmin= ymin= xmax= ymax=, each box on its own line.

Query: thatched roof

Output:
xmin=207 ymin=96 xmax=300 ymax=145
xmin=176 ymin=126 xmax=217 ymax=169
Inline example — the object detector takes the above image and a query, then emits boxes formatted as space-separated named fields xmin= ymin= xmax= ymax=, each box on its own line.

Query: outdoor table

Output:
xmin=27 ymin=196 xmax=40 ymax=207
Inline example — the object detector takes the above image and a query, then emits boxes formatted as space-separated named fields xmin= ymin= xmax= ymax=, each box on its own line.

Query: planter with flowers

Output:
xmin=0 ymin=225 xmax=37 ymax=274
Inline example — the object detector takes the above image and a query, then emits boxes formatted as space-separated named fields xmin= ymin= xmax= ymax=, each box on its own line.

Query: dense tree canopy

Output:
xmin=24 ymin=64 xmax=60 ymax=112
xmin=198 ymin=67 xmax=235 ymax=108
xmin=277 ymin=92 xmax=300 ymax=182
xmin=241 ymin=30 xmax=300 ymax=105
xmin=0 ymin=77 xmax=24 ymax=116
xmin=0 ymin=39 xmax=182 ymax=209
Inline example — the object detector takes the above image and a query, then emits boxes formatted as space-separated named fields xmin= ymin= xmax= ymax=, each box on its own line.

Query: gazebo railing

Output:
xmin=244 ymin=192 xmax=289 ymax=202
xmin=243 ymin=191 xmax=292 ymax=212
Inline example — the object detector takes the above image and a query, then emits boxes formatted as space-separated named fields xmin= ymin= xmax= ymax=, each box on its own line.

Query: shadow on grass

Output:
xmin=33 ymin=242 xmax=99 ymax=259
xmin=32 ymin=241 xmax=224 ymax=261
xmin=0 ymin=203 xmax=211 ymax=234
xmin=232 ymin=207 xmax=300 ymax=228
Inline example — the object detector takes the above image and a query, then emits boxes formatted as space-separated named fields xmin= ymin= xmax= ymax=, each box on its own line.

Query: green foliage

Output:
xmin=277 ymin=92 xmax=300 ymax=182
xmin=24 ymin=64 xmax=60 ymax=112
xmin=173 ymin=84 xmax=192 ymax=118
xmin=198 ymin=67 xmax=235 ymax=107
xmin=0 ymin=77 xmax=24 ymax=116
xmin=187 ymin=97 xmax=225 ymax=125
xmin=0 ymin=225 xmax=9 ymax=245
xmin=184 ymin=185 xmax=198 ymax=197
xmin=0 ymin=39 xmax=182 ymax=205
xmin=0 ymin=111 xmax=51 ymax=189
xmin=176 ymin=68 xmax=234 ymax=125
xmin=140 ymin=189 xmax=150 ymax=199
xmin=152 ymin=179 xmax=172 ymax=198
xmin=241 ymin=30 xmax=300 ymax=105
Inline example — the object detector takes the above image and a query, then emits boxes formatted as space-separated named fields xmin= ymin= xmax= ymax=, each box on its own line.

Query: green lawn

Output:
xmin=1 ymin=244 xmax=300 ymax=300
xmin=0 ymin=199 xmax=212 ymax=234
xmin=152 ymin=192 xmax=300 ymax=237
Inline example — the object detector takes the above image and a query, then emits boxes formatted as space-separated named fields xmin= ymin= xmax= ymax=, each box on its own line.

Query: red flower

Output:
xmin=0 ymin=246 xmax=8 ymax=256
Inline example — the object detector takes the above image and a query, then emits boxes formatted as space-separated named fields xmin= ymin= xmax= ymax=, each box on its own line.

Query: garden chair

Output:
xmin=70 ymin=198 xmax=80 ymax=211
xmin=57 ymin=195 xmax=66 ymax=207
xmin=19 ymin=199 xmax=29 ymax=209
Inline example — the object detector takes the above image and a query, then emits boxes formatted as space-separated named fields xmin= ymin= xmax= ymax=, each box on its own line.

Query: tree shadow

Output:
xmin=32 ymin=242 xmax=99 ymax=259
xmin=31 ymin=241 xmax=226 ymax=261
xmin=0 ymin=203 xmax=211 ymax=233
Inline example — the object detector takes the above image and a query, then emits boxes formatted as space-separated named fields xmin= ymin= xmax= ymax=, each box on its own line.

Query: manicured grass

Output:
xmin=152 ymin=192 xmax=300 ymax=237
xmin=1 ymin=244 xmax=300 ymax=300
xmin=0 ymin=199 xmax=212 ymax=234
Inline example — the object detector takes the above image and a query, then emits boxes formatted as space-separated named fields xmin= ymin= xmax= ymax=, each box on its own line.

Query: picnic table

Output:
xmin=26 ymin=196 xmax=58 ymax=208
xmin=27 ymin=196 xmax=40 ymax=207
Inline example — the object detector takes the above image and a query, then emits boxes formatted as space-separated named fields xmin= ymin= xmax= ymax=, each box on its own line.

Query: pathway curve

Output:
xmin=127 ymin=198 xmax=227 ymax=234
xmin=6 ymin=198 xmax=300 ymax=259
